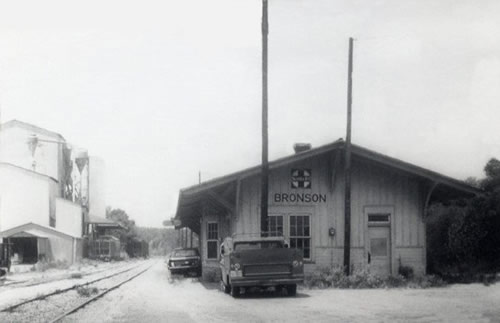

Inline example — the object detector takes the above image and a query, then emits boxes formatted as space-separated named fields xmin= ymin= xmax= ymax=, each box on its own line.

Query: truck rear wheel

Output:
xmin=286 ymin=284 xmax=297 ymax=296
xmin=230 ymin=286 xmax=240 ymax=297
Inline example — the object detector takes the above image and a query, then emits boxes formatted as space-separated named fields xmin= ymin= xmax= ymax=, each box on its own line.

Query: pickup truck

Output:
xmin=219 ymin=235 xmax=304 ymax=297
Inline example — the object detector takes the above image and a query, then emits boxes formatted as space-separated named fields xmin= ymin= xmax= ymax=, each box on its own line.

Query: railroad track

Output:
xmin=49 ymin=264 xmax=152 ymax=323
xmin=0 ymin=262 xmax=138 ymax=289
xmin=0 ymin=261 xmax=154 ymax=323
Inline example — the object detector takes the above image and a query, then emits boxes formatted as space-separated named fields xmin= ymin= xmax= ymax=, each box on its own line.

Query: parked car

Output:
xmin=167 ymin=248 xmax=201 ymax=276
xmin=219 ymin=235 xmax=304 ymax=297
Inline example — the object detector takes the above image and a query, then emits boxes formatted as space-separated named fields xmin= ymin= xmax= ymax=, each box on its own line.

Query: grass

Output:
xmin=76 ymin=286 xmax=99 ymax=297
xmin=70 ymin=272 xmax=83 ymax=279
xmin=304 ymin=266 xmax=447 ymax=289
xmin=35 ymin=260 xmax=70 ymax=272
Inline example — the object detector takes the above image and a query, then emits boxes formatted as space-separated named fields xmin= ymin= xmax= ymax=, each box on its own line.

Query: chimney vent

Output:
xmin=293 ymin=143 xmax=312 ymax=154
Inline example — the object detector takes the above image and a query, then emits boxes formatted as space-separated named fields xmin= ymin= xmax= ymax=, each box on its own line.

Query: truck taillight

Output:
xmin=292 ymin=260 xmax=303 ymax=267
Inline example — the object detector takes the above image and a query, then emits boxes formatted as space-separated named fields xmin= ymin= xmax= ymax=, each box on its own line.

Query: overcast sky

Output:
xmin=1 ymin=0 xmax=499 ymax=227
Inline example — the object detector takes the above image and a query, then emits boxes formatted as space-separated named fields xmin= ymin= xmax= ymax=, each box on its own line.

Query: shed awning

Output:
xmin=0 ymin=222 xmax=79 ymax=240
xmin=85 ymin=214 xmax=123 ymax=228
xmin=8 ymin=229 xmax=51 ymax=239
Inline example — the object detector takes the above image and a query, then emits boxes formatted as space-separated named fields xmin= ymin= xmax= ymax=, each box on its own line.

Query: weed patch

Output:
xmin=70 ymin=272 xmax=83 ymax=279
xmin=304 ymin=266 xmax=447 ymax=289
xmin=35 ymin=260 xmax=70 ymax=272
xmin=76 ymin=286 xmax=99 ymax=297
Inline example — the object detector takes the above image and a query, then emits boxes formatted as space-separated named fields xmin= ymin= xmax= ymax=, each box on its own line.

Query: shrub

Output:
xmin=76 ymin=286 xmax=99 ymax=297
xmin=35 ymin=259 xmax=70 ymax=272
xmin=70 ymin=272 xmax=83 ymax=279
xmin=304 ymin=266 xmax=446 ymax=289
xmin=304 ymin=266 xmax=384 ymax=289
xmin=203 ymin=269 xmax=218 ymax=283
xmin=426 ymin=158 xmax=500 ymax=276
xmin=344 ymin=268 xmax=384 ymax=289
xmin=398 ymin=265 xmax=414 ymax=280
xmin=384 ymin=275 xmax=406 ymax=288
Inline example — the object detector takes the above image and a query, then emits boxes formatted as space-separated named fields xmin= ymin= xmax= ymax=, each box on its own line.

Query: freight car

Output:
xmin=88 ymin=235 xmax=121 ymax=261
xmin=126 ymin=238 xmax=149 ymax=258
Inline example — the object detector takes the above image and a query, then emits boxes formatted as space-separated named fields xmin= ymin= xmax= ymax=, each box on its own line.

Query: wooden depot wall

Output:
xmin=199 ymin=151 xmax=427 ymax=277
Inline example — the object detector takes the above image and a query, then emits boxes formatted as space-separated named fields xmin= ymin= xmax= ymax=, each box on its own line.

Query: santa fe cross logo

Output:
xmin=291 ymin=169 xmax=311 ymax=189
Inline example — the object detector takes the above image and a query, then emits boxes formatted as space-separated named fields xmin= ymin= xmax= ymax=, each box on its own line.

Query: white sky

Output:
xmin=1 ymin=0 xmax=499 ymax=227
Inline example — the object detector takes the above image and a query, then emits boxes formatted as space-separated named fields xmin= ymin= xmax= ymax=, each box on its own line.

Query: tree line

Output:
xmin=105 ymin=207 xmax=177 ymax=256
xmin=427 ymin=158 xmax=500 ymax=277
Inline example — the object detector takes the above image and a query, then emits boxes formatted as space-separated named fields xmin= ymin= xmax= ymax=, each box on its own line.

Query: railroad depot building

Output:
xmin=175 ymin=140 xmax=479 ymax=279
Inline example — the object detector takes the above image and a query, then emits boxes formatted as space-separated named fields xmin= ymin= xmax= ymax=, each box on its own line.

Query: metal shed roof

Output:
xmin=0 ymin=222 xmax=79 ymax=240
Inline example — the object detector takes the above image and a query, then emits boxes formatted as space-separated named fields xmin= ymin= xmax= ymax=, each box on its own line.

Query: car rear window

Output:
xmin=173 ymin=249 xmax=199 ymax=257
xmin=234 ymin=241 xmax=283 ymax=251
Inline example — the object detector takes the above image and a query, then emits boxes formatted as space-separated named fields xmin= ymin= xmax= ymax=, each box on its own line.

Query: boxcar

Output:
xmin=88 ymin=235 xmax=121 ymax=261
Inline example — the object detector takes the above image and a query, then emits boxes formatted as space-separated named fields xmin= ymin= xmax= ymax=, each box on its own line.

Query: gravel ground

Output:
xmin=0 ymin=260 xmax=151 ymax=323
xmin=64 ymin=261 xmax=500 ymax=323
xmin=1 ymin=259 xmax=142 ymax=289
xmin=0 ymin=260 xmax=146 ymax=310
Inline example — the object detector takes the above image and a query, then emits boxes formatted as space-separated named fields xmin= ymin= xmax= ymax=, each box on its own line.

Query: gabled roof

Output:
xmin=85 ymin=214 xmax=123 ymax=228
xmin=179 ymin=140 xmax=480 ymax=197
xmin=175 ymin=140 xmax=482 ymax=233
xmin=0 ymin=222 xmax=80 ymax=239
xmin=0 ymin=162 xmax=58 ymax=183
xmin=1 ymin=119 xmax=66 ymax=141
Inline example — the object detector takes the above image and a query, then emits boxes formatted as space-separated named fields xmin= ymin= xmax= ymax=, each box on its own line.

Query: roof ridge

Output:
xmin=0 ymin=162 xmax=59 ymax=183
xmin=178 ymin=139 xmax=480 ymax=196
xmin=1 ymin=119 xmax=66 ymax=140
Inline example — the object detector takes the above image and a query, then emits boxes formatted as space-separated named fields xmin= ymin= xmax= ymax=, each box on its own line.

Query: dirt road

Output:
xmin=65 ymin=261 xmax=500 ymax=322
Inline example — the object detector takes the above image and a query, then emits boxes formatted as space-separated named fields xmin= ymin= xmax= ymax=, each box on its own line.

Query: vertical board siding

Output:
xmin=232 ymin=153 xmax=425 ymax=271
xmin=401 ymin=176 xmax=407 ymax=246
xmin=418 ymin=186 xmax=426 ymax=247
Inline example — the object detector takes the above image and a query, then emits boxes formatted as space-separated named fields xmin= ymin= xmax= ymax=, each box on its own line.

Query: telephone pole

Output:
xmin=260 ymin=0 xmax=269 ymax=236
xmin=343 ymin=37 xmax=354 ymax=275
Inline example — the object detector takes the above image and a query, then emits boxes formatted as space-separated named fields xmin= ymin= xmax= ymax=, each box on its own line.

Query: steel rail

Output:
xmin=1 ymin=263 xmax=132 ymax=289
xmin=49 ymin=263 xmax=154 ymax=323
xmin=0 ymin=262 xmax=144 ymax=312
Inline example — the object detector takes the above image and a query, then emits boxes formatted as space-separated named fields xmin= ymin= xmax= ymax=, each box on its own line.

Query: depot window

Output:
xmin=267 ymin=215 xmax=284 ymax=237
xmin=207 ymin=222 xmax=218 ymax=259
xmin=289 ymin=215 xmax=311 ymax=260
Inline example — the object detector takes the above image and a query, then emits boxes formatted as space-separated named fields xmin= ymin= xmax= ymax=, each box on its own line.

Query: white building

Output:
xmin=0 ymin=120 xmax=68 ymax=185
xmin=0 ymin=120 xmax=83 ymax=264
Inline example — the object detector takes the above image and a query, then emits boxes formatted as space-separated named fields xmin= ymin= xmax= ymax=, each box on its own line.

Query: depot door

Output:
xmin=367 ymin=226 xmax=391 ymax=277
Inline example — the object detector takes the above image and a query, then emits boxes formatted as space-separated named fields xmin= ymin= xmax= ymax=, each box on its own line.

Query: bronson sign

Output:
xmin=274 ymin=193 xmax=327 ymax=203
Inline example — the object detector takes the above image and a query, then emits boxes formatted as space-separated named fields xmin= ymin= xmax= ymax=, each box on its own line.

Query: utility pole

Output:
xmin=260 ymin=0 xmax=269 ymax=236
xmin=343 ymin=37 xmax=354 ymax=276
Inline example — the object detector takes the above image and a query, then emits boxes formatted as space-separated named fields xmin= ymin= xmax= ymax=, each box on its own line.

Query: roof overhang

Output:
xmin=8 ymin=230 xmax=51 ymax=239
xmin=0 ymin=162 xmax=59 ymax=183
xmin=0 ymin=222 xmax=79 ymax=239
xmin=175 ymin=140 xmax=482 ymax=229
xmin=85 ymin=214 xmax=124 ymax=228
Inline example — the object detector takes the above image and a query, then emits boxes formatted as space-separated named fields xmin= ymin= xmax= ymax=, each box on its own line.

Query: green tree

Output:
xmin=427 ymin=158 xmax=500 ymax=274
xmin=105 ymin=207 xmax=137 ymax=245
xmin=481 ymin=158 xmax=500 ymax=192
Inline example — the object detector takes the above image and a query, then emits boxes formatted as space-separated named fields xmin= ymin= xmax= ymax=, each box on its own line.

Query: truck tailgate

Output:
xmin=235 ymin=249 xmax=299 ymax=277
